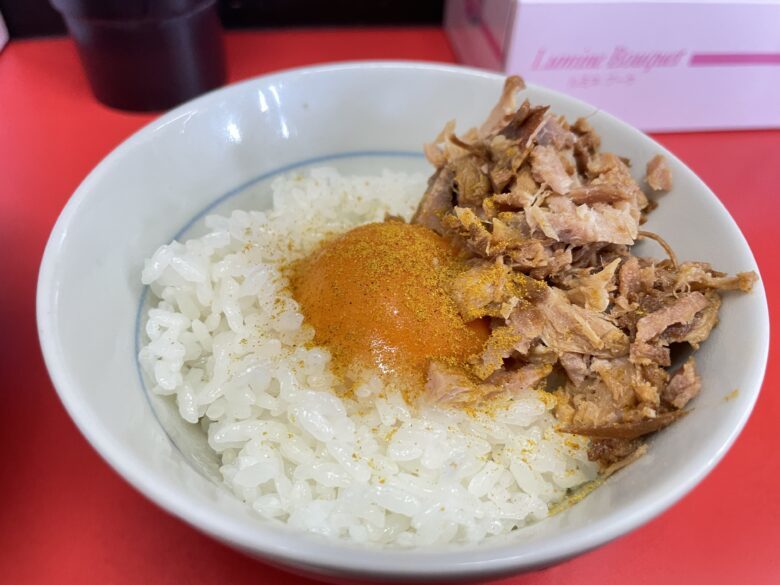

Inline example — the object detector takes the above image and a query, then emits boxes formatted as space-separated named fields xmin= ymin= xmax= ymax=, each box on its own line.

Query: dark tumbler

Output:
xmin=50 ymin=0 xmax=226 ymax=111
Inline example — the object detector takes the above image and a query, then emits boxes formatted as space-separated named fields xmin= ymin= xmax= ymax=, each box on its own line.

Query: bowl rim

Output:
xmin=36 ymin=60 xmax=770 ymax=580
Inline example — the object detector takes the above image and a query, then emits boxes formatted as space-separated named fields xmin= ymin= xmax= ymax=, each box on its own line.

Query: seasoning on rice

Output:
xmin=291 ymin=221 xmax=488 ymax=399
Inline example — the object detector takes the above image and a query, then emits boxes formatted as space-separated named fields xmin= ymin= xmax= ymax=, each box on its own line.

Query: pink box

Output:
xmin=445 ymin=0 xmax=780 ymax=131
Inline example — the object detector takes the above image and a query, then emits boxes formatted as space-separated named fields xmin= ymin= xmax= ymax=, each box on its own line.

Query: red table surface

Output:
xmin=1 ymin=27 xmax=778 ymax=585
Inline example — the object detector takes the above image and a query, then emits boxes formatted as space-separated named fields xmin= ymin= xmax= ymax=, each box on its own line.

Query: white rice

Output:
xmin=139 ymin=167 xmax=597 ymax=547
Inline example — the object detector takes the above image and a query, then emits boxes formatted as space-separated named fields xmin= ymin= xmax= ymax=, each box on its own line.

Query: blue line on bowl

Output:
xmin=133 ymin=150 xmax=425 ymax=465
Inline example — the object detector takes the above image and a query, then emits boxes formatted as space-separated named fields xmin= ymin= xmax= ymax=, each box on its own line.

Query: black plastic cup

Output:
xmin=50 ymin=0 xmax=227 ymax=111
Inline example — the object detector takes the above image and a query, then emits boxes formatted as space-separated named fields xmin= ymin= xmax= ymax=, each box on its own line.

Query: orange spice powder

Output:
xmin=289 ymin=222 xmax=488 ymax=396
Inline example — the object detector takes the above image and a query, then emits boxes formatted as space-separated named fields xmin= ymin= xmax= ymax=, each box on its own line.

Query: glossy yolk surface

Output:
xmin=290 ymin=222 xmax=488 ymax=383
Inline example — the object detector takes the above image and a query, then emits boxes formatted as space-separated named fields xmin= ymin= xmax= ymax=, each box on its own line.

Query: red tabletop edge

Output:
xmin=0 ymin=28 xmax=777 ymax=585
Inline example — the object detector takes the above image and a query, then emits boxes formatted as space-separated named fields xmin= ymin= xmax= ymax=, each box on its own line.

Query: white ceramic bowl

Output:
xmin=37 ymin=62 xmax=769 ymax=582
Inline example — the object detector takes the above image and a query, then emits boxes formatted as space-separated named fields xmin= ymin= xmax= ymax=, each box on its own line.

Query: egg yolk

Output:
xmin=290 ymin=222 xmax=488 ymax=384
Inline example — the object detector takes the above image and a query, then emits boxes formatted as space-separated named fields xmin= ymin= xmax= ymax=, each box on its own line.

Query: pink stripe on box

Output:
xmin=690 ymin=53 xmax=780 ymax=66
xmin=480 ymin=21 xmax=503 ymax=63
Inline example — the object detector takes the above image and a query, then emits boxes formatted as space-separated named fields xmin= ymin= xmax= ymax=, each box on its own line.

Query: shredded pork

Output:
xmin=645 ymin=154 xmax=673 ymax=191
xmin=413 ymin=75 xmax=757 ymax=470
